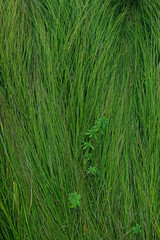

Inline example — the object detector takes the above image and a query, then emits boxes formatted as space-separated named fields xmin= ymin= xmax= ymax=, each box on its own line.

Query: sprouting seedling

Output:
xmin=132 ymin=224 xmax=141 ymax=234
xmin=82 ymin=117 xmax=108 ymax=167
xmin=95 ymin=116 xmax=108 ymax=134
xmin=87 ymin=166 xmax=98 ymax=176
xmin=82 ymin=141 xmax=94 ymax=150
xmin=68 ymin=192 xmax=81 ymax=208
xmin=85 ymin=127 xmax=99 ymax=140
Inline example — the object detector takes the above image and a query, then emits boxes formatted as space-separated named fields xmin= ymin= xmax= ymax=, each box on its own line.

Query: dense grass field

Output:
xmin=1 ymin=0 xmax=160 ymax=239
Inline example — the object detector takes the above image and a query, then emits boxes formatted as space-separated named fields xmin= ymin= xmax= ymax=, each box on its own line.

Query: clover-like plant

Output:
xmin=87 ymin=166 xmax=98 ymax=176
xmin=132 ymin=224 xmax=141 ymax=234
xmin=68 ymin=192 xmax=81 ymax=208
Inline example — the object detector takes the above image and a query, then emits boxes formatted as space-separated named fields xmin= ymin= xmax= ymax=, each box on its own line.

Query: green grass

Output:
xmin=1 ymin=0 xmax=160 ymax=239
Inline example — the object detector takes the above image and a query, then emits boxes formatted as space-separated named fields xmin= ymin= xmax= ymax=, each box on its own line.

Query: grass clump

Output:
xmin=1 ymin=0 xmax=160 ymax=239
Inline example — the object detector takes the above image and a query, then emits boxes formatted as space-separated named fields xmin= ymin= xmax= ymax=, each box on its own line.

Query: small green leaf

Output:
xmin=132 ymin=224 xmax=141 ymax=234
xmin=87 ymin=166 xmax=98 ymax=176
xmin=85 ymin=128 xmax=98 ymax=140
xmin=68 ymin=192 xmax=81 ymax=209
xmin=82 ymin=141 xmax=94 ymax=150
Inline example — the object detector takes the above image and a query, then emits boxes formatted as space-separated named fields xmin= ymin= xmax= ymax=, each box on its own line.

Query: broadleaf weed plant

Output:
xmin=87 ymin=166 xmax=99 ymax=176
xmin=82 ymin=116 xmax=108 ymax=171
xmin=132 ymin=224 xmax=141 ymax=234
xmin=68 ymin=192 xmax=81 ymax=209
